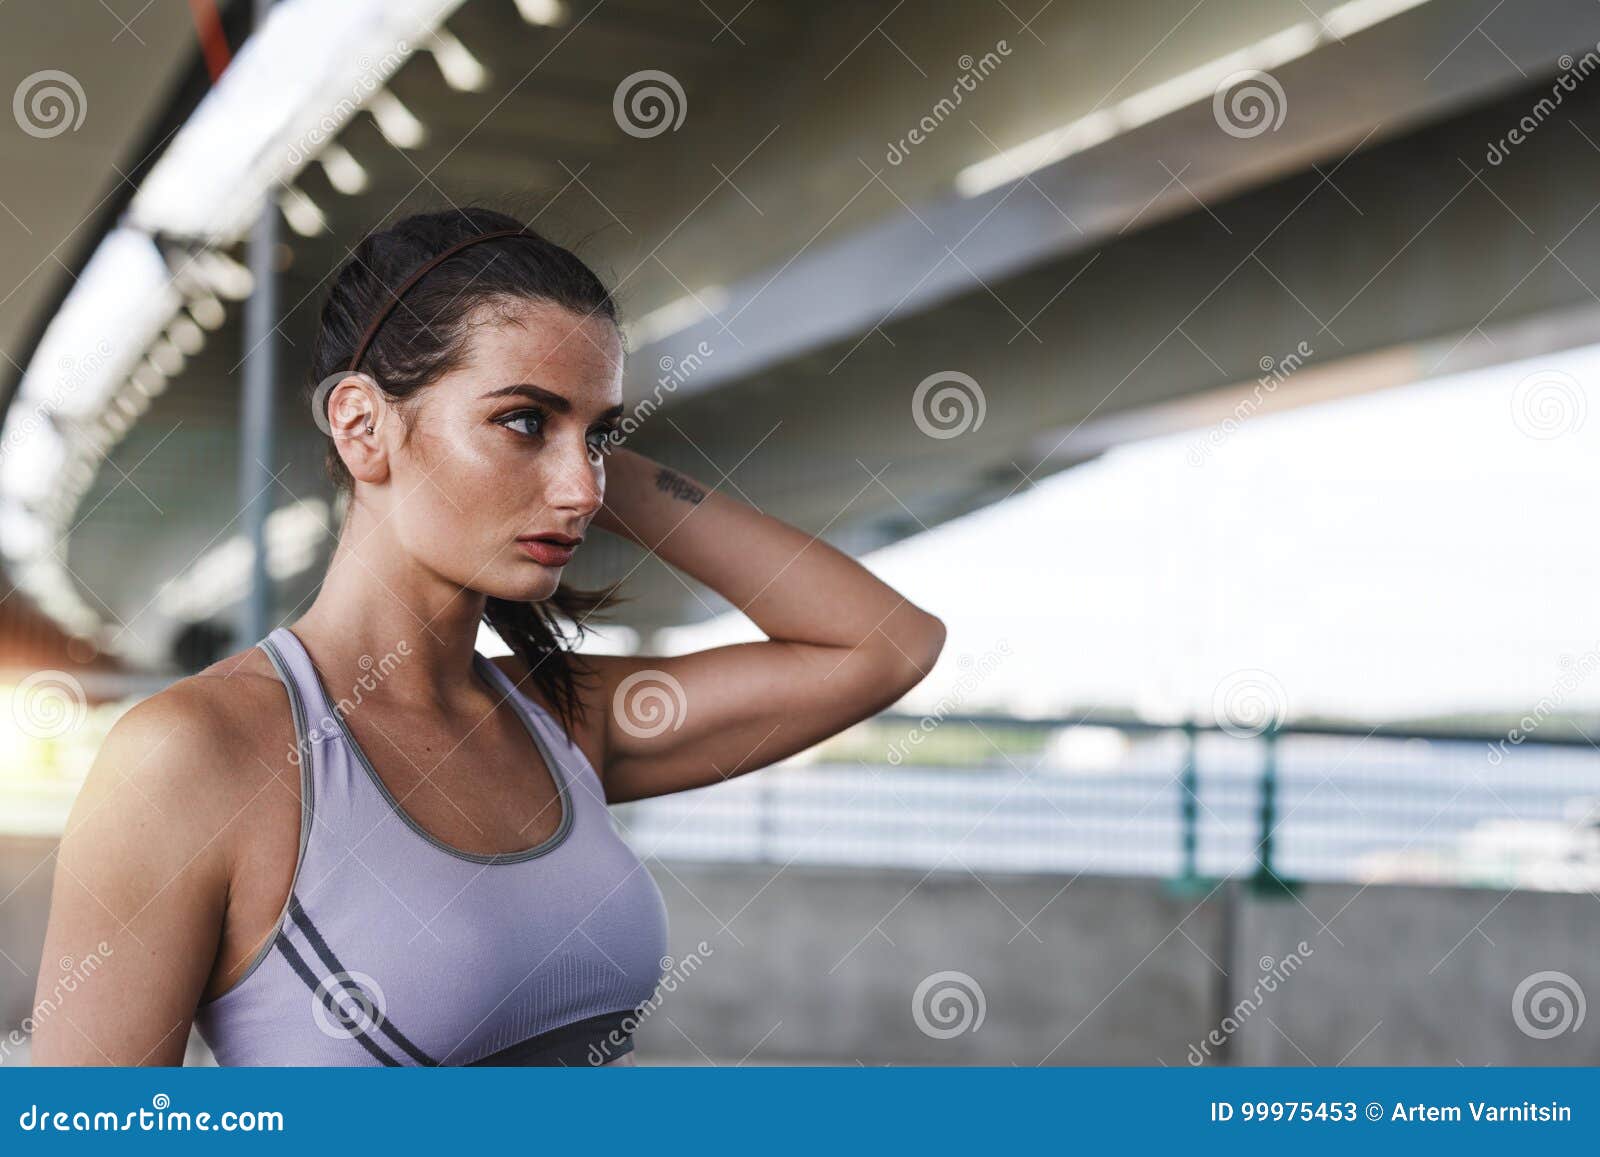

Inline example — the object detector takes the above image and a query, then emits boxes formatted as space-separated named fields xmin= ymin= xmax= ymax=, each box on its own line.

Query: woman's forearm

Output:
xmin=594 ymin=448 xmax=943 ymax=662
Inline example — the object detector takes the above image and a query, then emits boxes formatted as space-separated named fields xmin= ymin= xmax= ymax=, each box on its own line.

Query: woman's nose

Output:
xmin=548 ymin=440 xmax=604 ymax=515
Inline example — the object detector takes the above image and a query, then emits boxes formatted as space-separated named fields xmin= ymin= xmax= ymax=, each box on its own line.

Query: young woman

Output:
xmin=31 ymin=208 xmax=945 ymax=1066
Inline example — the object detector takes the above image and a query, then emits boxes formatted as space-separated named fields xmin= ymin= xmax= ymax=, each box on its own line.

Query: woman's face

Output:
xmin=371 ymin=298 xmax=625 ymax=602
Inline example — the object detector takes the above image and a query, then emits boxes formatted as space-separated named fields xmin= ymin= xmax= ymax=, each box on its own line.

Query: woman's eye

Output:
xmin=499 ymin=411 xmax=544 ymax=437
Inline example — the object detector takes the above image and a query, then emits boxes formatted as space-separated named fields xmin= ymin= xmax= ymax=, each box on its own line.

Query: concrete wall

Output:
xmin=638 ymin=864 xmax=1600 ymax=1065
xmin=0 ymin=837 xmax=54 ymax=1032
xmin=2 ymin=838 xmax=1596 ymax=1065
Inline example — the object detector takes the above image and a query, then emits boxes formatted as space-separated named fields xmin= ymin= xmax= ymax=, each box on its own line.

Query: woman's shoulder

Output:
xmin=129 ymin=644 xmax=289 ymax=746
xmin=46 ymin=645 xmax=302 ymax=1028
xmin=82 ymin=644 xmax=297 ymax=824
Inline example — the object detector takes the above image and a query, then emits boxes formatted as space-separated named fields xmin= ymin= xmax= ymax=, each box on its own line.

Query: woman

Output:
xmin=31 ymin=208 xmax=945 ymax=1066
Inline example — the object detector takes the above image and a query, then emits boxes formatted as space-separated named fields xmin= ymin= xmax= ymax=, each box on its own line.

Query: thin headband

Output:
xmin=347 ymin=227 xmax=532 ymax=374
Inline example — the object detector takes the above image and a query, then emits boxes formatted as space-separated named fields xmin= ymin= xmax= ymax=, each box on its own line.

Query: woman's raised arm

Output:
xmin=572 ymin=448 xmax=945 ymax=803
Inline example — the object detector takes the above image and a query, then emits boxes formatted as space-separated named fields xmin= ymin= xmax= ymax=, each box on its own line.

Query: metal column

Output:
xmin=237 ymin=0 xmax=277 ymax=649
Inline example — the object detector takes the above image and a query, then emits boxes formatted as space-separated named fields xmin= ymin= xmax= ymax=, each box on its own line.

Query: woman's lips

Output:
xmin=516 ymin=538 xmax=577 ymax=566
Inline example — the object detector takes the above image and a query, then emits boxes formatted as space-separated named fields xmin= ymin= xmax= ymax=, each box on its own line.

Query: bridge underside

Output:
xmin=18 ymin=0 xmax=1600 ymax=664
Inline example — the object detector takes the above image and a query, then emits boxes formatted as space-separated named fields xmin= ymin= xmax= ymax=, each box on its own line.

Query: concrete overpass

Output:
xmin=5 ymin=0 xmax=1600 ymax=667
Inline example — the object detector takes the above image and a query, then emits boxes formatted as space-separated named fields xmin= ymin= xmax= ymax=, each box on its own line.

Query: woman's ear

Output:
xmin=323 ymin=372 xmax=389 ymax=484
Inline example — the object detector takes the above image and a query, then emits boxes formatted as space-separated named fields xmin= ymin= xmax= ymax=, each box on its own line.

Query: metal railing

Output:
xmin=617 ymin=713 xmax=1600 ymax=894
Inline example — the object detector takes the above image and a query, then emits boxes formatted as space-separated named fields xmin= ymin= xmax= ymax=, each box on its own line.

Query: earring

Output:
xmin=364 ymin=423 xmax=374 ymax=434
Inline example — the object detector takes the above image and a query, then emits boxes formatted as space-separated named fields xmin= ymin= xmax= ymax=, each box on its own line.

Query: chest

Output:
xmin=335 ymin=695 xmax=567 ymax=854
xmin=209 ymin=688 xmax=573 ymax=998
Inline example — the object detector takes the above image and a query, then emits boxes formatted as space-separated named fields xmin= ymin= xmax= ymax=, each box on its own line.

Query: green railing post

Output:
xmin=1180 ymin=721 xmax=1200 ymax=883
xmin=1249 ymin=723 xmax=1296 ymax=898
xmin=1166 ymin=721 xmax=1212 ymax=896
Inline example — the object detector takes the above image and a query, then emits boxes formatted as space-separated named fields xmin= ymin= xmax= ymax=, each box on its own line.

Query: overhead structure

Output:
xmin=3 ymin=0 xmax=1599 ymax=668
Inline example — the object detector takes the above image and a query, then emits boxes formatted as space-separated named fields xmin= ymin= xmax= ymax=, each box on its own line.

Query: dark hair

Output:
xmin=309 ymin=207 xmax=625 ymax=732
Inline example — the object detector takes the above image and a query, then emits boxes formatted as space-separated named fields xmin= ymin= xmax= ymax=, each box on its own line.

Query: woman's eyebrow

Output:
xmin=482 ymin=382 xmax=626 ymax=422
xmin=481 ymin=382 xmax=571 ymax=410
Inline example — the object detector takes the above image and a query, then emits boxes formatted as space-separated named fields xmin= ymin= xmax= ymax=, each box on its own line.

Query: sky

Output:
xmin=487 ymin=341 xmax=1599 ymax=728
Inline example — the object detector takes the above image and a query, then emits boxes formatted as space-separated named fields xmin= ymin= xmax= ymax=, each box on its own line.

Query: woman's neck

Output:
xmin=290 ymin=502 xmax=486 ymax=708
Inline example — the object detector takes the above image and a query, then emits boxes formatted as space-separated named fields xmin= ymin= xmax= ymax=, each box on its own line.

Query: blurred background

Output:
xmin=1 ymin=0 xmax=1599 ymax=1066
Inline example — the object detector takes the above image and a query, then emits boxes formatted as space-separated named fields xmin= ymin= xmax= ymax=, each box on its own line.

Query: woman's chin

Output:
xmin=477 ymin=571 xmax=563 ymax=604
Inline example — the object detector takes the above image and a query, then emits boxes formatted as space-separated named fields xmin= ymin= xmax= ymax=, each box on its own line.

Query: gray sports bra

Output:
xmin=193 ymin=626 xmax=669 ymax=1066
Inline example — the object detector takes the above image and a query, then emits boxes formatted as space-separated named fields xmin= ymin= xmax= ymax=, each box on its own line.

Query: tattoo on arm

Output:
xmin=654 ymin=467 xmax=707 ymax=506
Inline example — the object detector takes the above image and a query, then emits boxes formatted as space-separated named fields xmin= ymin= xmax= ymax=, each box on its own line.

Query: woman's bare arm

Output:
xmin=577 ymin=447 xmax=945 ymax=803
xmin=31 ymin=688 xmax=246 ymax=1065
